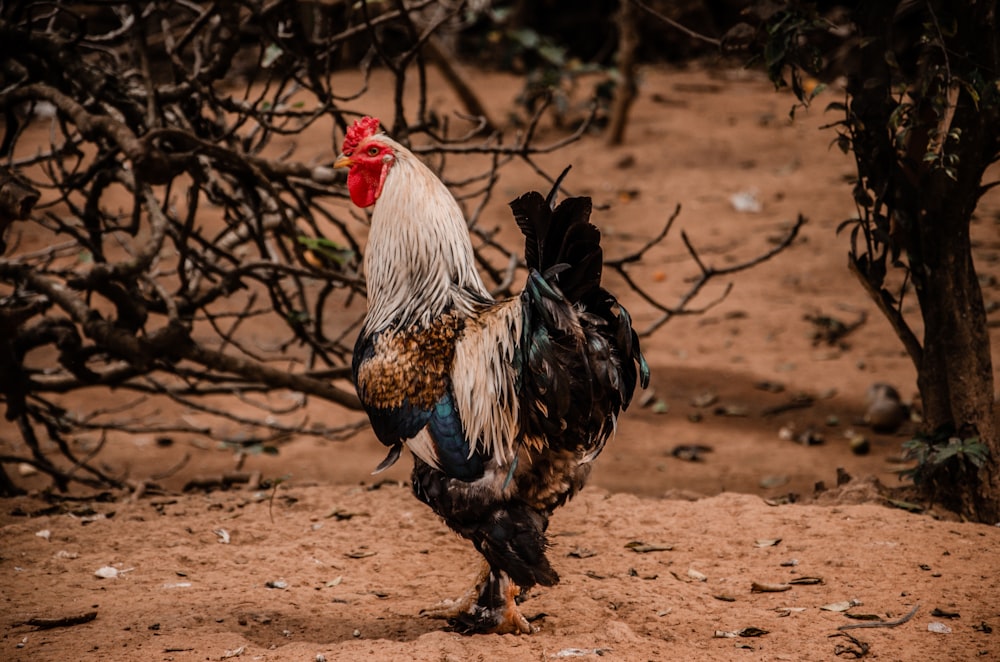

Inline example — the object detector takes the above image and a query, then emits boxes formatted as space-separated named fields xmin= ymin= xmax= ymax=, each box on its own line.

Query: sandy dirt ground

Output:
xmin=3 ymin=63 xmax=1000 ymax=661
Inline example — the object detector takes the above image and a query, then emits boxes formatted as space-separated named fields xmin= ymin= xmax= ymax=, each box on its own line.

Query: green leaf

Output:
xmin=888 ymin=104 xmax=906 ymax=130
xmin=508 ymin=28 xmax=539 ymax=50
xmin=959 ymin=79 xmax=981 ymax=107
xmin=262 ymin=44 xmax=283 ymax=68
xmin=537 ymin=44 xmax=566 ymax=67
xmin=297 ymin=236 xmax=355 ymax=266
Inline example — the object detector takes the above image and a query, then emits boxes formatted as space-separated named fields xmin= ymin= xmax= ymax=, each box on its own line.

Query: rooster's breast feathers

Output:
xmin=354 ymin=297 xmax=524 ymax=480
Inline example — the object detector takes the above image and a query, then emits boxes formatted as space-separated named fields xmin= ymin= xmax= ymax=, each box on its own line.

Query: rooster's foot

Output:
xmin=447 ymin=570 xmax=536 ymax=635
xmin=420 ymin=562 xmax=489 ymax=620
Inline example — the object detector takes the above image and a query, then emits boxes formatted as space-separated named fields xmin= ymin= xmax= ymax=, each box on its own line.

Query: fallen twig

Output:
xmin=761 ymin=395 xmax=816 ymax=417
xmin=838 ymin=604 xmax=920 ymax=630
xmin=22 ymin=611 xmax=98 ymax=629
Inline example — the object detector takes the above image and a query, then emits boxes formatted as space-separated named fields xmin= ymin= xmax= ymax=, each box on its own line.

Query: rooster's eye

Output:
xmin=367 ymin=146 xmax=379 ymax=156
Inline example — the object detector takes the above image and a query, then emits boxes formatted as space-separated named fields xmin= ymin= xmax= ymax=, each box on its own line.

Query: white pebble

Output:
xmin=94 ymin=566 xmax=119 ymax=579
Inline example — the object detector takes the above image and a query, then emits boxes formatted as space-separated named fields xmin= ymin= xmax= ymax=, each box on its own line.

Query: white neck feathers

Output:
xmin=362 ymin=137 xmax=492 ymax=333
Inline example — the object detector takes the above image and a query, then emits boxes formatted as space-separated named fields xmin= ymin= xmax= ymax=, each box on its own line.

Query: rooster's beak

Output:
xmin=334 ymin=154 xmax=352 ymax=169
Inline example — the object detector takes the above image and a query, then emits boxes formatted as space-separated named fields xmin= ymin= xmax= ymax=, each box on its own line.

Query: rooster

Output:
xmin=335 ymin=116 xmax=648 ymax=634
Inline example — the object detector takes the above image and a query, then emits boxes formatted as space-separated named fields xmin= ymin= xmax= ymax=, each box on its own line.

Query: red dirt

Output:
xmin=3 ymin=64 xmax=1000 ymax=661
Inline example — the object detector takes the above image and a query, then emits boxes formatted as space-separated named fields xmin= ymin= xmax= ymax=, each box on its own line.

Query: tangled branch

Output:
xmin=0 ymin=1 xmax=803 ymax=496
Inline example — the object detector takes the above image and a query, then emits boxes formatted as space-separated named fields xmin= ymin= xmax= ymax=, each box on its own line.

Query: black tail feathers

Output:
xmin=510 ymin=176 xmax=603 ymax=304
xmin=510 ymin=168 xmax=649 ymax=418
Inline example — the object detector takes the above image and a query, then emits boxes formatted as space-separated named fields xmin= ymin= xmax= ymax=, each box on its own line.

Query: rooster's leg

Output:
xmin=419 ymin=561 xmax=490 ymax=620
xmin=449 ymin=568 xmax=535 ymax=635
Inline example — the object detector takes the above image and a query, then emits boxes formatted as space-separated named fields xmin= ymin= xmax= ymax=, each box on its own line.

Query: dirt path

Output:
xmin=3 ymin=485 xmax=999 ymax=661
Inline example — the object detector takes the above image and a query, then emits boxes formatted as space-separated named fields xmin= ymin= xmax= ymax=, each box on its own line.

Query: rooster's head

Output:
xmin=334 ymin=116 xmax=394 ymax=209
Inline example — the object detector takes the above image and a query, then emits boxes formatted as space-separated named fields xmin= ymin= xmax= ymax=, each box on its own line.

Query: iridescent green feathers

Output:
xmin=510 ymin=174 xmax=650 ymax=458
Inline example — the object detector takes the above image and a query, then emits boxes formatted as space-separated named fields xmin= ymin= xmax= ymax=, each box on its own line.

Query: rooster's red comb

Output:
xmin=342 ymin=116 xmax=381 ymax=156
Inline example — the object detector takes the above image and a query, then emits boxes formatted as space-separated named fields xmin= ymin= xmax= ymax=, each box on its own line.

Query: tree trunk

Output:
xmin=607 ymin=0 xmax=638 ymax=146
xmin=911 ymin=201 xmax=999 ymax=521
xmin=846 ymin=1 xmax=1000 ymax=521
xmin=903 ymin=9 xmax=1000 ymax=520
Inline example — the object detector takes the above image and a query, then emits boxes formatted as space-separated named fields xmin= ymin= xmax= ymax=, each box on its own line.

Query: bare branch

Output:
xmin=611 ymin=213 xmax=806 ymax=337
xmin=629 ymin=0 xmax=722 ymax=46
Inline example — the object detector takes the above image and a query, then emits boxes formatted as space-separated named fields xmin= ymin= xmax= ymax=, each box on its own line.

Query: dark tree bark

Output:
xmin=789 ymin=1 xmax=1000 ymax=521
xmin=607 ymin=0 xmax=639 ymax=145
